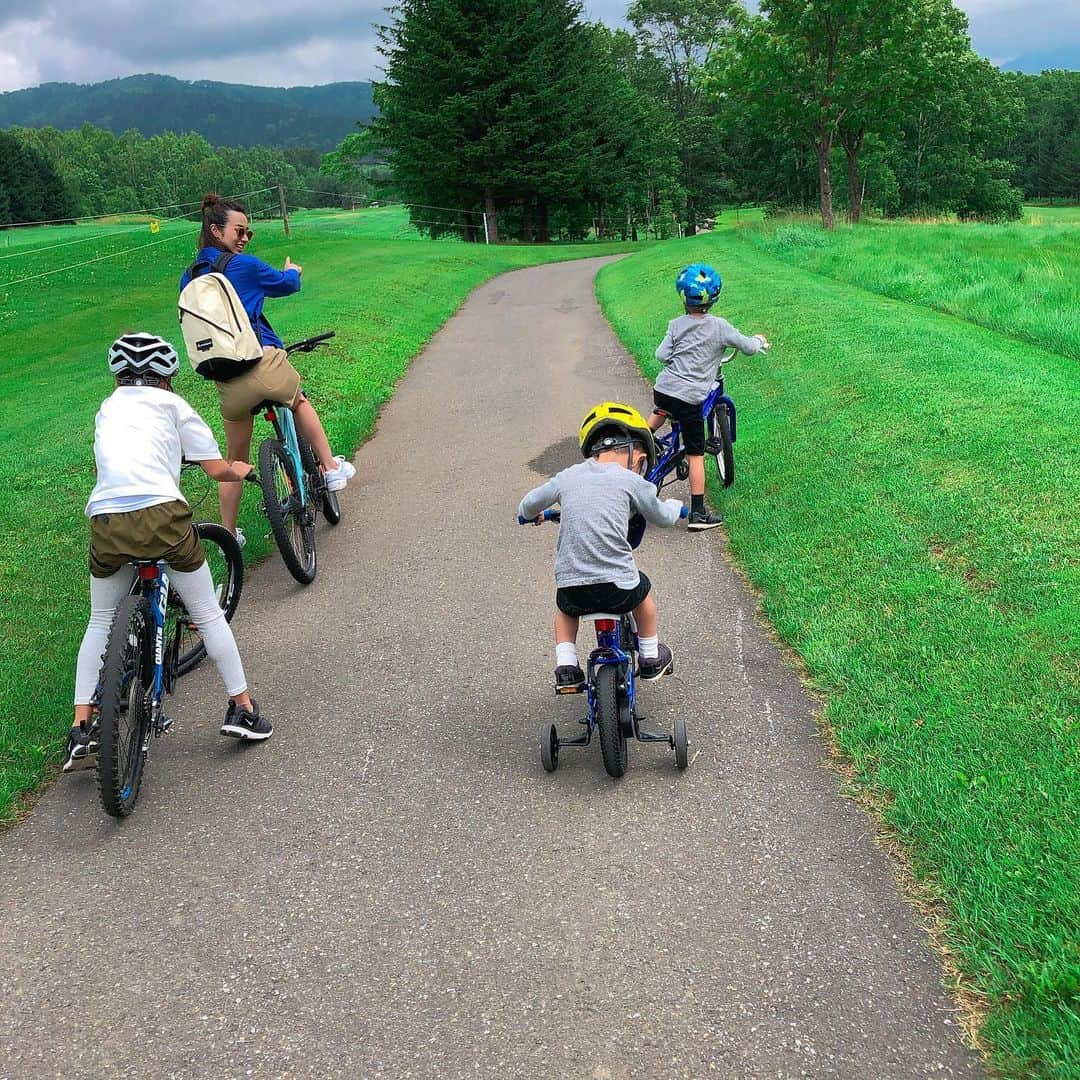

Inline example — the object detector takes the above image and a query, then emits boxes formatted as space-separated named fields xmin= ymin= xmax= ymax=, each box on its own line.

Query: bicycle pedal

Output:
xmin=158 ymin=717 xmax=174 ymax=735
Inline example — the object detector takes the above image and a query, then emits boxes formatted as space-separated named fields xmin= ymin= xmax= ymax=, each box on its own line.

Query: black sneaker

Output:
xmin=554 ymin=665 xmax=586 ymax=694
xmin=63 ymin=722 xmax=98 ymax=773
xmin=638 ymin=644 xmax=674 ymax=682
xmin=221 ymin=699 xmax=272 ymax=741
xmin=687 ymin=508 xmax=724 ymax=531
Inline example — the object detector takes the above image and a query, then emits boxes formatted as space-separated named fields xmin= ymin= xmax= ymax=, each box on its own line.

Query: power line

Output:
xmin=0 ymin=226 xmax=199 ymax=291
xmin=0 ymin=187 xmax=276 ymax=231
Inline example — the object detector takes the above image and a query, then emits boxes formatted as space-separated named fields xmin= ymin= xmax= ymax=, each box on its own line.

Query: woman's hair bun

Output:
xmin=201 ymin=193 xmax=220 ymax=213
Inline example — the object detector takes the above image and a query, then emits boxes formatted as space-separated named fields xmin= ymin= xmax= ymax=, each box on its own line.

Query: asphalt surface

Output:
xmin=1 ymin=257 xmax=982 ymax=1079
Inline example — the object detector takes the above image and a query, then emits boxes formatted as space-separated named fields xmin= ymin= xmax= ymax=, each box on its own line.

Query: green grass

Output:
xmin=740 ymin=211 xmax=1080 ymax=362
xmin=0 ymin=207 xmax=641 ymax=822
xmin=596 ymin=225 xmax=1079 ymax=1077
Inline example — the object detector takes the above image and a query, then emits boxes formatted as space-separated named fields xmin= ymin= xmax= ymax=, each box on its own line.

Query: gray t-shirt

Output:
xmin=655 ymin=313 xmax=764 ymax=404
xmin=518 ymin=459 xmax=683 ymax=589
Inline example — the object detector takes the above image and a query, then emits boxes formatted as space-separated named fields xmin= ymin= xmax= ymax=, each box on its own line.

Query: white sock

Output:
xmin=555 ymin=642 xmax=579 ymax=668
xmin=638 ymin=634 xmax=659 ymax=661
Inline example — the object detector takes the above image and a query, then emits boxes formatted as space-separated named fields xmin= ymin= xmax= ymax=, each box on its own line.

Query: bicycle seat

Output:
xmin=580 ymin=612 xmax=624 ymax=624
xmin=250 ymin=399 xmax=280 ymax=415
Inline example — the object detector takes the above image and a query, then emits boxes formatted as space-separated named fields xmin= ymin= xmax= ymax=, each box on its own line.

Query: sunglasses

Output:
xmin=217 ymin=223 xmax=253 ymax=240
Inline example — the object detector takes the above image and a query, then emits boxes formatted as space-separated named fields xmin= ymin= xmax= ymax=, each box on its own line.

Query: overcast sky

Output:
xmin=0 ymin=1 xmax=1074 ymax=93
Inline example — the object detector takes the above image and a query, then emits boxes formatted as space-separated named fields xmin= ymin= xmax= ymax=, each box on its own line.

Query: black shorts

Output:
xmin=653 ymin=389 xmax=706 ymax=456
xmin=556 ymin=573 xmax=651 ymax=617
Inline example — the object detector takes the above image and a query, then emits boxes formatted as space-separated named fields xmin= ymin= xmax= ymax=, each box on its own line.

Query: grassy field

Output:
xmin=740 ymin=208 xmax=1079 ymax=361
xmin=0 ymin=206 xmax=641 ymax=822
xmin=597 ymin=220 xmax=1078 ymax=1077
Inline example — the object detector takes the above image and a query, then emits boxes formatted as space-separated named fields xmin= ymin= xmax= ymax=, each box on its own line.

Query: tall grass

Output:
xmin=743 ymin=213 xmax=1080 ymax=361
xmin=0 ymin=208 xmax=640 ymax=821
xmin=597 ymin=227 xmax=1079 ymax=1078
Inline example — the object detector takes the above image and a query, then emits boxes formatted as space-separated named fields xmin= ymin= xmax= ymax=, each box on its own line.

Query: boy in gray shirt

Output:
xmin=519 ymin=402 xmax=684 ymax=693
xmin=649 ymin=263 xmax=769 ymax=530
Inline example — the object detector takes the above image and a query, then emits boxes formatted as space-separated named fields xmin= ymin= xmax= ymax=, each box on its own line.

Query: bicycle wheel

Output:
xmin=168 ymin=523 xmax=244 ymax=678
xmin=673 ymin=718 xmax=689 ymax=770
xmin=97 ymin=593 xmax=154 ymax=818
xmin=707 ymin=407 xmax=735 ymax=488
xmin=299 ymin=436 xmax=342 ymax=526
xmin=259 ymin=438 xmax=317 ymax=584
xmin=595 ymin=663 xmax=628 ymax=778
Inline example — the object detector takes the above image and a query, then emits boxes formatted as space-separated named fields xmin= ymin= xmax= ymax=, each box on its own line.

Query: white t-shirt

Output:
xmin=85 ymin=385 xmax=221 ymax=518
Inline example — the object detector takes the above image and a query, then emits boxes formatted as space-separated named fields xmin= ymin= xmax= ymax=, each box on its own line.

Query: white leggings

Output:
xmin=74 ymin=561 xmax=248 ymax=705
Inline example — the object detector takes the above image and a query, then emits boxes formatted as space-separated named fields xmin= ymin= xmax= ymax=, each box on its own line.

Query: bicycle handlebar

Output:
xmin=284 ymin=331 xmax=336 ymax=355
xmin=518 ymin=509 xmax=561 ymax=525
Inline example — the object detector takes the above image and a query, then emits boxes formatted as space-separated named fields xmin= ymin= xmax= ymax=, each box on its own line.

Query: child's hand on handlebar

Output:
xmin=285 ymin=256 xmax=303 ymax=275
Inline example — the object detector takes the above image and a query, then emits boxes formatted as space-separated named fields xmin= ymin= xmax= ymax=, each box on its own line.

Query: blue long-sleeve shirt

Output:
xmin=179 ymin=246 xmax=301 ymax=348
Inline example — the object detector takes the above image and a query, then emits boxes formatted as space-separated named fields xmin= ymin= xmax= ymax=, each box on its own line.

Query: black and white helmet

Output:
xmin=107 ymin=332 xmax=180 ymax=378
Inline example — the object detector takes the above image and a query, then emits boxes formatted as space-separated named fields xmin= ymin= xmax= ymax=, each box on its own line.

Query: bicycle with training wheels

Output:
xmin=518 ymin=508 xmax=690 ymax=778
xmin=90 ymin=506 xmax=249 ymax=818
xmin=648 ymin=345 xmax=740 ymax=493
xmin=254 ymin=331 xmax=342 ymax=584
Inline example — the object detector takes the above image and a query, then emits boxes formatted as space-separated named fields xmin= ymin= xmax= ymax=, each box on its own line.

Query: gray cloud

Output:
xmin=0 ymin=0 xmax=1073 ymax=92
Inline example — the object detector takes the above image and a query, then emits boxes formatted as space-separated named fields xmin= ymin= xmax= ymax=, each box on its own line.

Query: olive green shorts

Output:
xmin=216 ymin=346 xmax=303 ymax=423
xmin=89 ymin=500 xmax=205 ymax=579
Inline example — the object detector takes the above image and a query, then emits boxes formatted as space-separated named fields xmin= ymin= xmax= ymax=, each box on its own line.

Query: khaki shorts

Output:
xmin=216 ymin=346 xmax=303 ymax=423
xmin=89 ymin=500 xmax=205 ymax=579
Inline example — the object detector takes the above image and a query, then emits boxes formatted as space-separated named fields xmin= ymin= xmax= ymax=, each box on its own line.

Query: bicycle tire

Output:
xmin=298 ymin=436 xmax=342 ymax=526
xmin=168 ymin=523 xmax=244 ymax=677
xmin=259 ymin=438 xmax=317 ymax=584
xmin=673 ymin=718 xmax=689 ymax=770
xmin=708 ymin=406 xmax=735 ymax=488
xmin=595 ymin=663 xmax=628 ymax=778
xmin=97 ymin=593 xmax=154 ymax=818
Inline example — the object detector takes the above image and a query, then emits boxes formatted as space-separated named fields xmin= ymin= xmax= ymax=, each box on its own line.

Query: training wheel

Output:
xmin=672 ymin=718 xmax=689 ymax=770
xmin=540 ymin=723 xmax=559 ymax=773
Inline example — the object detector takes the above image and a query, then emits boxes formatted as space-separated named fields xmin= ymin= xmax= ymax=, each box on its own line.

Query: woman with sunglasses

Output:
xmin=178 ymin=193 xmax=355 ymax=544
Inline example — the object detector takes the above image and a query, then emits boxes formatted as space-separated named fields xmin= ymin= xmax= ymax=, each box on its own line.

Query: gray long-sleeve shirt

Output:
xmin=519 ymin=459 xmax=683 ymax=589
xmin=655 ymin=313 xmax=765 ymax=404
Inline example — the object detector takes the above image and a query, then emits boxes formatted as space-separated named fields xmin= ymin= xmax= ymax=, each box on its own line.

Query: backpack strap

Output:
xmin=185 ymin=252 xmax=236 ymax=280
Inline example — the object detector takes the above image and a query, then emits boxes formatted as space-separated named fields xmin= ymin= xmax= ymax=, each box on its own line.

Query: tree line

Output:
xmin=0 ymin=125 xmax=366 ymax=227
xmin=362 ymin=0 xmax=1079 ymax=237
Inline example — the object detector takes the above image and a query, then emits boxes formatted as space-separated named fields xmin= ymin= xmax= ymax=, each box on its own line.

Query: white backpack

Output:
xmin=178 ymin=253 xmax=264 ymax=381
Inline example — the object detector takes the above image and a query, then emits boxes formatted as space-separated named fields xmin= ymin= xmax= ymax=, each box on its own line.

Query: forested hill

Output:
xmin=0 ymin=74 xmax=376 ymax=150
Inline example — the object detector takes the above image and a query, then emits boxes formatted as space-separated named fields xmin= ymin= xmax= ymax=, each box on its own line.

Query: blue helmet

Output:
xmin=675 ymin=264 xmax=722 ymax=308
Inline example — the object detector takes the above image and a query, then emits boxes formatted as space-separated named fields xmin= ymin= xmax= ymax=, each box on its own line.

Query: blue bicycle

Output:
xmin=648 ymin=345 xmax=738 ymax=492
xmin=519 ymin=509 xmax=690 ymax=777
xmin=255 ymin=331 xmax=341 ymax=584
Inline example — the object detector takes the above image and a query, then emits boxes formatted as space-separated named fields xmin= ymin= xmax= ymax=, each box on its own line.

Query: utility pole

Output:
xmin=277 ymin=184 xmax=291 ymax=238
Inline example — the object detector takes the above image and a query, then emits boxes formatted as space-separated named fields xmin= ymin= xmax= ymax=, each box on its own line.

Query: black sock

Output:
xmin=691 ymin=494 xmax=705 ymax=514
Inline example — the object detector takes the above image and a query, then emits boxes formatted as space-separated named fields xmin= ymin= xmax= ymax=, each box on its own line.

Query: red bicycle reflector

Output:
xmin=595 ymin=619 xmax=617 ymax=632
xmin=137 ymin=565 xmax=160 ymax=581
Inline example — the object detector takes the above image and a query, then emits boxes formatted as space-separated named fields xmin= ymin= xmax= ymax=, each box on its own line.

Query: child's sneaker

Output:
xmin=638 ymin=644 xmax=674 ymax=681
xmin=324 ymin=456 xmax=356 ymax=493
xmin=220 ymin=699 xmax=272 ymax=741
xmin=554 ymin=665 xmax=586 ymax=694
xmin=63 ymin=723 xmax=98 ymax=773
xmin=687 ymin=509 xmax=724 ymax=531
xmin=234 ymin=528 xmax=247 ymax=549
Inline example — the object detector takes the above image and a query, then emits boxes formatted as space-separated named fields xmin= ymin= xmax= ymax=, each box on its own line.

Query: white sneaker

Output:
xmin=233 ymin=528 xmax=247 ymax=549
xmin=323 ymin=455 xmax=356 ymax=492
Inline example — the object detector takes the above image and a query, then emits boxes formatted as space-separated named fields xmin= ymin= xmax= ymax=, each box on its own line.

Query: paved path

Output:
xmin=1 ymin=257 xmax=981 ymax=1079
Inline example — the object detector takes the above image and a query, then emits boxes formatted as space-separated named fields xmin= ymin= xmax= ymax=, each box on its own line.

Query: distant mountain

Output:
xmin=0 ymin=74 xmax=376 ymax=150
xmin=1002 ymin=48 xmax=1080 ymax=74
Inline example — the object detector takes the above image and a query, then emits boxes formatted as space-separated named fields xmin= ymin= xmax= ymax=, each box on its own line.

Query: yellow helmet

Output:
xmin=579 ymin=401 xmax=657 ymax=472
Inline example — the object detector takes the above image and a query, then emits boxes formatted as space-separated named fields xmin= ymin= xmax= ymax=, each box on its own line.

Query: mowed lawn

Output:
xmin=597 ymin=221 xmax=1078 ymax=1078
xmin=0 ymin=207 xmax=640 ymax=822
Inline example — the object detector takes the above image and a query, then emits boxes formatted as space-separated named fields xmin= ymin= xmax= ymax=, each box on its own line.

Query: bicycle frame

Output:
xmin=585 ymin=617 xmax=637 ymax=735
xmin=261 ymin=404 xmax=307 ymax=504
